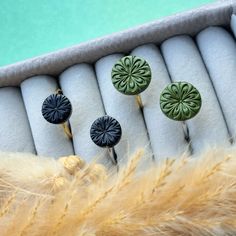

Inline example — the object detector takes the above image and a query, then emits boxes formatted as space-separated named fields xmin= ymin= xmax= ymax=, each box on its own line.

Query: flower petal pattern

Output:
xmin=160 ymin=82 xmax=201 ymax=121
xmin=111 ymin=56 xmax=152 ymax=95
xmin=90 ymin=116 xmax=122 ymax=148
xmin=42 ymin=94 xmax=72 ymax=124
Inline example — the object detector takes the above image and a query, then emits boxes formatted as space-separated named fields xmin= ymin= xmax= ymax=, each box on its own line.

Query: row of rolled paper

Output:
xmin=41 ymin=55 xmax=202 ymax=163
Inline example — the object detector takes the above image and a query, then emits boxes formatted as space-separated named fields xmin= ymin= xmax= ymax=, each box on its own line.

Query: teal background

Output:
xmin=0 ymin=0 xmax=215 ymax=66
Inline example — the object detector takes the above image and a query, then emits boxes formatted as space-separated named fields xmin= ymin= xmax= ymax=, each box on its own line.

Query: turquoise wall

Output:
xmin=0 ymin=0 xmax=215 ymax=66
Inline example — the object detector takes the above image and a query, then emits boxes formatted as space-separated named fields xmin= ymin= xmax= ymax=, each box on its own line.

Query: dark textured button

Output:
xmin=42 ymin=94 xmax=72 ymax=124
xmin=111 ymin=55 xmax=152 ymax=95
xmin=90 ymin=115 xmax=122 ymax=148
xmin=160 ymin=82 xmax=201 ymax=121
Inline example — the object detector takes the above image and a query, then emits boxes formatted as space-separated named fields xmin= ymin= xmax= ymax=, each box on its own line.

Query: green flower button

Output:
xmin=160 ymin=82 xmax=201 ymax=121
xmin=111 ymin=55 xmax=152 ymax=95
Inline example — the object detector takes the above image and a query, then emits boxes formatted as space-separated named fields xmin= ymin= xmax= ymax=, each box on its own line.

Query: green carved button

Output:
xmin=111 ymin=55 xmax=152 ymax=95
xmin=160 ymin=82 xmax=201 ymax=121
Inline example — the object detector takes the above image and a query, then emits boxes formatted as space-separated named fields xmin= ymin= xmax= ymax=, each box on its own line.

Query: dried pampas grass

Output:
xmin=0 ymin=147 xmax=236 ymax=235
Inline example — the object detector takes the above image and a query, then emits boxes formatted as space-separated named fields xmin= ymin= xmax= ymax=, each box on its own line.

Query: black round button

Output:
xmin=42 ymin=94 xmax=72 ymax=124
xmin=90 ymin=115 xmax=122 ymax=148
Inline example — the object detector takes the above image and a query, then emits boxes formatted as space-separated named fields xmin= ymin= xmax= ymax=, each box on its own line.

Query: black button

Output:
xmin=90 ymin=115 xmax=122 ymax=148
xmin=42 ymin=94 xmax=72 ymax=124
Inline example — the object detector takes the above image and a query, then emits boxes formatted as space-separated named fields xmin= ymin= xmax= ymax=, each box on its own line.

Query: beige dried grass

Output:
xmin=0 ymin=147 xmax=235 ymax=235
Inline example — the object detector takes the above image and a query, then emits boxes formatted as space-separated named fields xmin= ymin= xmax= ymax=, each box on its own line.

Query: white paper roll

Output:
xmin=21 ymin=75 xmax=74 ymax=158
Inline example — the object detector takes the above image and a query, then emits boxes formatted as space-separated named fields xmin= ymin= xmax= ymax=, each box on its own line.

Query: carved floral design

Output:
xmin=42 ymin=94 xmax=72 ymax=124
xmin=111 ymin=55 xmax=151 ymax=95
xmin=90 ymin=115 xmax=122 ymax=148
xmin=160 ymin=82 xmax=201 ymax=121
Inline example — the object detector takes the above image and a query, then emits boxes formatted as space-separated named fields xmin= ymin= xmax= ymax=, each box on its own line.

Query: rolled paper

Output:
xmin=90 ymin=115 xmax=122 ymax=148
xmin=0 ymin=87 xmax=36 ymax=153
xmin=160 ymin=82 xmax=201 ymax=121
xmin=42 ymin=94 xmax=72 ymax=124
xmin=59 ymin=64 xmax=108 ymax=163
xmin=111 ymin=55 xmax=151 ymax=95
